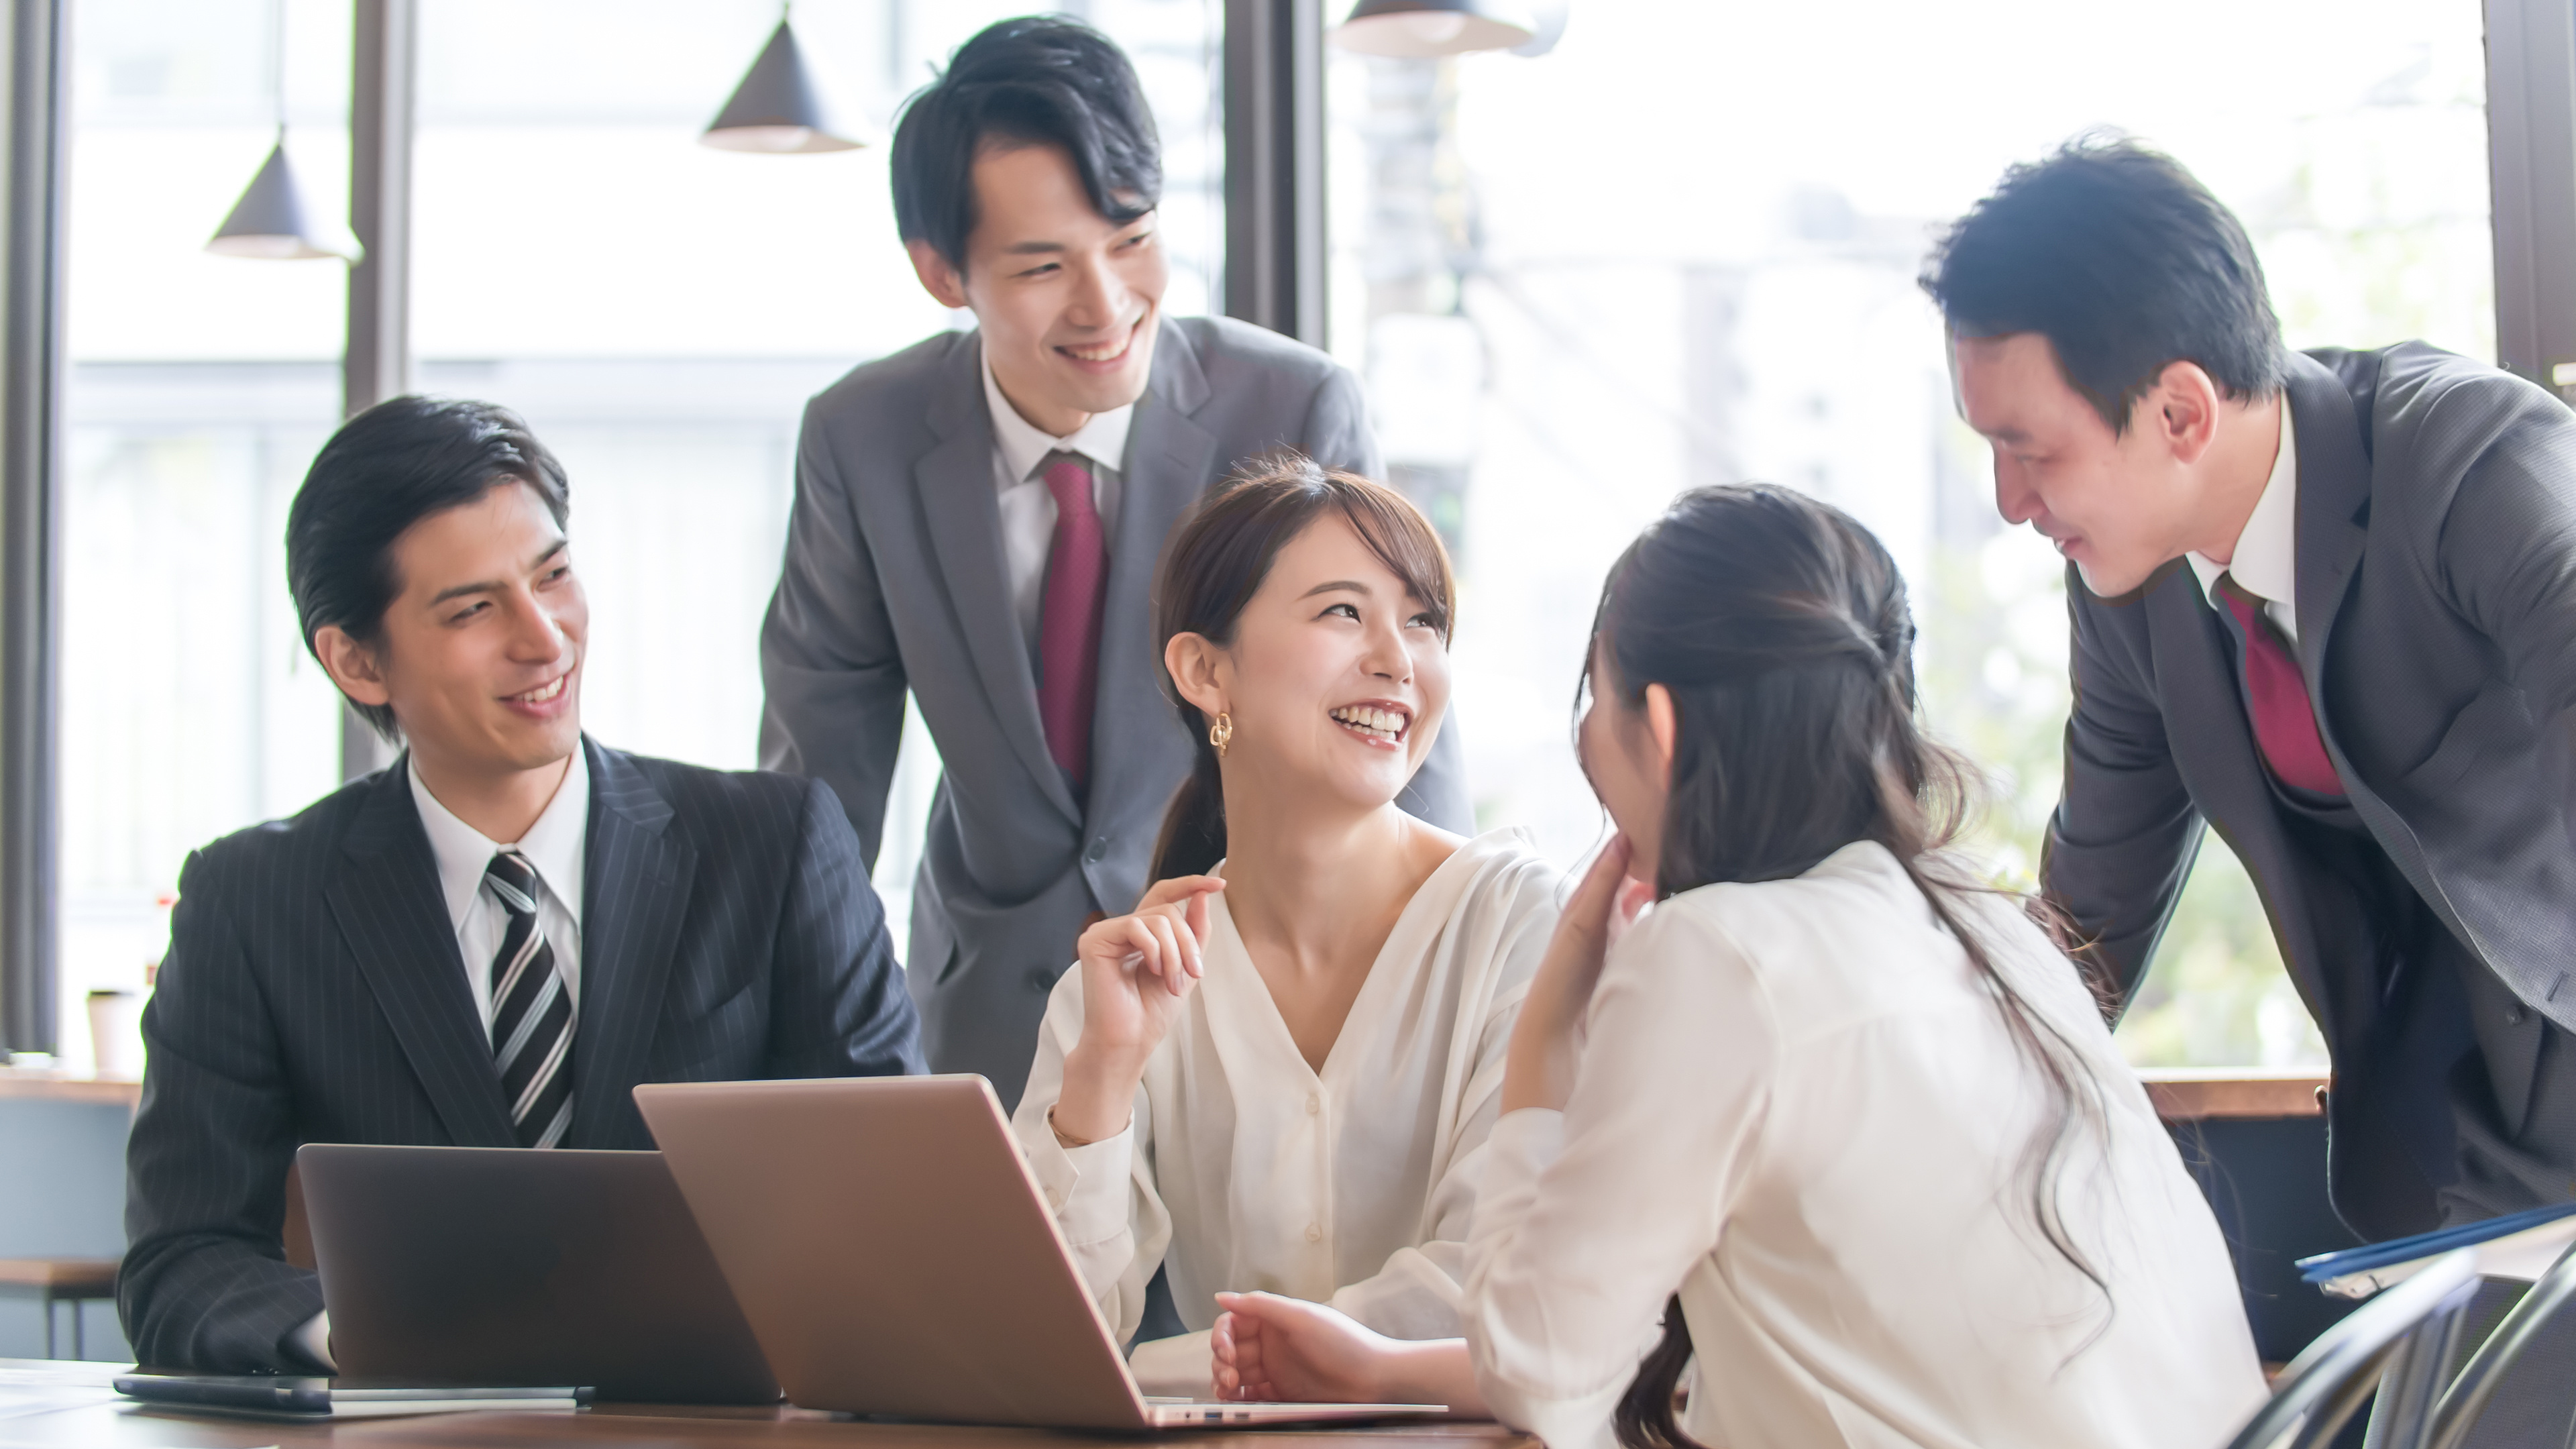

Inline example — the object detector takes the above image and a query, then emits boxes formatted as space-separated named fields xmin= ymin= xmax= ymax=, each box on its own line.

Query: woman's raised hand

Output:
xmin=1501 ymin=835 xmax=1650 ymax=1114
xmin=1052 ymin=875 xmax=1226 ymax=1144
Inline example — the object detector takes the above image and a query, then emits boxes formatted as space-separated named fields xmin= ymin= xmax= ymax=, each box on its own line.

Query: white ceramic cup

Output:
xmin=85 ymin=989 xmax=145 ymax=1078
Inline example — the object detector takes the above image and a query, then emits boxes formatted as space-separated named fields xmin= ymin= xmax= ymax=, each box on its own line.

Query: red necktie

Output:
xmin=1037 ymin=454 xmax=1107 ymax=790
xmin=2215 ymin=576 xmax=2343 ymax=798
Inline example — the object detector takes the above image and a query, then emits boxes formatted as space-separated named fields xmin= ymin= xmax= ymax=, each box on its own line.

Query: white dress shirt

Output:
xmin=290 ymin=749 xmax=593 ymax=1372
xmin=983 ymin=343 xmax=1131 ymax=659
xmin=409 ymin=749 xmax=589 ymax=1027
xmin=1463 ymin=842 xmax=2265 ymax=1449
xmin=2186 ymin=407 xmax=2300 ymax=645
xmin=1013 ymin=829 xmax=1561 ymax=1389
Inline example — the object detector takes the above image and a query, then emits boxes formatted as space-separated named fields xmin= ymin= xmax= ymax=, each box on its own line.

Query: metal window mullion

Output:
xmin=3 ymin=0 xmax=68 ymax=1056
xmin=1223 ymin=0 xmax=1327 ymax=347
xmin=2485 ymin=0 xmax=2576 ymax=396
xmin=339 ymin=0 xmax=414 ymax=782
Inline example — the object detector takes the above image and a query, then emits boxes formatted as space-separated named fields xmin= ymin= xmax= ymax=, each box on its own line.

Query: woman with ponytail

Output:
xmin=1212 ymin=484 xmax=2263 ymax=1447
xmin=1008 ymin=455 xmax=1560 ymax=1395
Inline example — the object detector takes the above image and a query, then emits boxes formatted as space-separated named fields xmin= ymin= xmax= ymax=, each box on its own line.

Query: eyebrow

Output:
xmin=1299 ymin=580 xmax=1373 ymax=600
xmin=1001 ymin=241 xmax=1068 ymax=256
xmin=427 ymin=539 xmax=568 ymax=606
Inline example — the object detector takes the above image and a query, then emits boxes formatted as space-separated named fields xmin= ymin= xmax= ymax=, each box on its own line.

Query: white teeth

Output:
xmin=1330 ymin=705 xmax=1407 ymax=741
xmin=513 ymin=676 xmax=565 ymax=704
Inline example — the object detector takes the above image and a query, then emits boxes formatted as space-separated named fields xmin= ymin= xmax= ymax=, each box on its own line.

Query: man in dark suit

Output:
xmin=119 ymin=396 xmax=923 ymax=1373
xmin=759 ymin=16 xmax=1469 ymax=1111
xmin=1926 ymin=137 xmax=2576 ymax=1241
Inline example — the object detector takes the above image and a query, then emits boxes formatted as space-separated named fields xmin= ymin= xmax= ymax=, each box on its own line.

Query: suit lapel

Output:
xmin=1088 ymin=322 xmax=1218 ymax=843
xmin=915 ymin=334 xmax=1081 ymax=824
xmin=2284 ymin=352 xmax=2373 ymax=737
xmin=569 ymin=739 xmax=697 ymax=1146
xmin=327 ymin=758 xmax=517 ymax=1148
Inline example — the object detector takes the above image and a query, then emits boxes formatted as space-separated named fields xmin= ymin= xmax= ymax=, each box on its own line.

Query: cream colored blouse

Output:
xmin=1013 ymin=828 xmax=1561 ymax=1380
xmin=1463 ymin=841 xmax=2266 ymax=1449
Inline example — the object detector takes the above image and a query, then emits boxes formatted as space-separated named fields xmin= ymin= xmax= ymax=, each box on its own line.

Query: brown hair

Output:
xmin=1147 ymin=453 xmax=1455 ymax=882
xmin=1588 ymin=484 xmax=2112 ymax=1449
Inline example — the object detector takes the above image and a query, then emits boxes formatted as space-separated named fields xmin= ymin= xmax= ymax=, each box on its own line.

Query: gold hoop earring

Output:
xmin=1208 ymin=712 xmax=1233 ymax=758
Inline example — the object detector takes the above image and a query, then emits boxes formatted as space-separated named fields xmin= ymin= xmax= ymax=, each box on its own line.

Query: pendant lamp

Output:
xmin=702 ymin=9 xmax=865 ymax=154
xmin=1330 ymin=0 xmax=1539 ymax=58
xmin=205 ymin=0 xmax=354 ymax=260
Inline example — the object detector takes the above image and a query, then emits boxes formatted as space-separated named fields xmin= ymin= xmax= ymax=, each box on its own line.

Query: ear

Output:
xmin=1164 ymin=632 xmax=1230 ymax=720
xmin=313 ymin=625 xmax=393 ymax=712
xmin=2149 ymin=360 xmax=2222 ymax=466
xmin=905 ymin=239 xmax=971 ymax=311
xmin=1642 ymin=682 xmax=1679 ymax=790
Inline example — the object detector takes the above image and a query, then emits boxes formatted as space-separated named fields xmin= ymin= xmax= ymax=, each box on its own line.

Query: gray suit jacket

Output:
xmin=759 ymin=315 xmax=1472 ymax=1108
xmin=2045 ymin=343 xmax=2576 ymax=1238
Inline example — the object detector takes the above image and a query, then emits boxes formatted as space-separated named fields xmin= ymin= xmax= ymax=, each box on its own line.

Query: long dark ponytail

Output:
xmin=1146 ymin=453 xmax=1456 ymax=883
xmin=1591 ymin=484 xmax=2112 ymax=1449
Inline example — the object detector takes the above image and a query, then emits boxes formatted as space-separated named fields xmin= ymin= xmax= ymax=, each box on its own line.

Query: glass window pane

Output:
xmin=1327 ymin=0 xmax=2489 ymax=1067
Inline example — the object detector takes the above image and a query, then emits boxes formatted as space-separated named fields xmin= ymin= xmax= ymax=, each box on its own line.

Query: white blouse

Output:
xmin=1014 ymin=828 xmax=1560 ymax=1380
xmin=1463 ymin=841 xmax=2265 ymax=1449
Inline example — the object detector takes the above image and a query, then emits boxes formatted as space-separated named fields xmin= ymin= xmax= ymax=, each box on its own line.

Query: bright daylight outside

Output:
xmin=1325 ymin=0 xmax=2491 ymax=1071
xmin=58 ymin=0 xmax=2487 ymax=1075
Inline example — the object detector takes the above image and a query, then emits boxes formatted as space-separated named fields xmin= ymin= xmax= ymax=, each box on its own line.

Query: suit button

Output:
xmin=1028 ymin=967 xmax=1059 ymax=994
xmin=2507 ymin=1005 xmax=2530 ymax=1026
xmin=1085 ymin=837 xmax=1110 ymax=864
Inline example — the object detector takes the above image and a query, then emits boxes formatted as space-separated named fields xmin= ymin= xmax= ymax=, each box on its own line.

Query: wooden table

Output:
xmin=0 ymin=1069 xmax=141 ymax=1108
xmin=0 ymin=1364 xmax=1535 ymax=1448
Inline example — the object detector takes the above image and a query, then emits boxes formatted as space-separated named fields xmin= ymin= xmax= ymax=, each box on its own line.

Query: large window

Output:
xmin=56 ymin=0 xmax=1224 ymax=1064
xmin=1325 ymin=0 xmax=2493 ymax=1067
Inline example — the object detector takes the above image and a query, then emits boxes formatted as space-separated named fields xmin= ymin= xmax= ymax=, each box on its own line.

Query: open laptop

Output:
xmin=297 ymin=1143 xmax=779 ymax=1404
xmin=633 ymin=1075 xmax=1446 ymax=1428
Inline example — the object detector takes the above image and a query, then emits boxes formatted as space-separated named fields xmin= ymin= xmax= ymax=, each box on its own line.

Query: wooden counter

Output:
xmin=0 ymin=1069 xmax=140 ymax=1107
xmin=2137 ymin=1065 xmax=2326 ymax=1122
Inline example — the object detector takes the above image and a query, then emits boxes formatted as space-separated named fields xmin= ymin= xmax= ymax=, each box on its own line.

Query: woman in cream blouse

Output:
xmin=1212 ymin=485 xmax=2265 ymax=1449
xmin=1009 ymin=456 xmax=1558 ymax=1392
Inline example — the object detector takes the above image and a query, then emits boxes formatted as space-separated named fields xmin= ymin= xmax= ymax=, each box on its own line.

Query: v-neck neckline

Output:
xmin=1201 ymin=832 xmax=1496 ymax=1089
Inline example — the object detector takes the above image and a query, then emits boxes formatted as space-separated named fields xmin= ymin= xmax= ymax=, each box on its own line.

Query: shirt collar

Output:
xmin=2186 ymin=406 xmax=2299 ymax=607
xmin=407 ymin=746 xmax=591 ymax=934
xmin=980 ymin=338 xmax=1133 ymax=486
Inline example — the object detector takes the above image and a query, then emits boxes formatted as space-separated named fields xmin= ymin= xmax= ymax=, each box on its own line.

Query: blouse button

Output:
xmin=1305 ymin=1222 xmax=1324 ymax=1243
xmin=1305 ymin=1093 xmax=1321 ymax=1115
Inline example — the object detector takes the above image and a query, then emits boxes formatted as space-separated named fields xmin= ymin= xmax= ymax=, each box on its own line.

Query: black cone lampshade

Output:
xmin=702 ymin=20 xmax=864 ymax=154
xmin=1330 ymin=0 xmax=1538 ymax=57
xmin=205 ymin=140 xmax=355 ymax=260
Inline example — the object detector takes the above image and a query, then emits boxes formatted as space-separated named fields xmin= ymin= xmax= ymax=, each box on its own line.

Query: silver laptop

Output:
xmin=633 ymin=1075 xmax=1447 ymax=1429
xmin=297 ymin=1144 xmax=779 ymax=1404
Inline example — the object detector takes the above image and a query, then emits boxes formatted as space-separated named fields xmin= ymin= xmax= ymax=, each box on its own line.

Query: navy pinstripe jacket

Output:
xmin=118 ymin=737 xmax=924 ymax=1371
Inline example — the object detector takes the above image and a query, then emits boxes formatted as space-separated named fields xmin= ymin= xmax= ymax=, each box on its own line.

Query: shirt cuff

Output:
xmin=284 ymin=1310 xmax=337 ymax=1373
xmin=1024 ymin=1119 xmax=1136 ymax=1249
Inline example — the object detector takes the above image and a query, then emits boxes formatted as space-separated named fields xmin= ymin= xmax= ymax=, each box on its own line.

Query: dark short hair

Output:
xmin=890 ymin=15 xmax=1161 ymax=272
xmin=284 ymin=396 xmax=570 ymax=743
xmin=1921 ymin=136 xmax=2286 ymax=434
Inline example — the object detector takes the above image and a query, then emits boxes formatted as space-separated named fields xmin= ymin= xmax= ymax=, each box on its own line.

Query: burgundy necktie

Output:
xmin=1037 ymin=453 xmax=1108 ymax=790
xmin=2215 ymin=575 xmax=2344 ymax=798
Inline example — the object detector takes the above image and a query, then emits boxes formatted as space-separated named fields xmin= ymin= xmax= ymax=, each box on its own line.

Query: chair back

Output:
xmin=2222 ymin=1248 xmax=2481 ymax=1449
xmin=2422 ymin=1240 xmax=2576 ymax=1449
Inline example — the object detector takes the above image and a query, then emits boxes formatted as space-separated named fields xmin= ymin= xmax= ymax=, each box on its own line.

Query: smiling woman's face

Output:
xmin=1169 ymin=511 xmax=1450 ymax=815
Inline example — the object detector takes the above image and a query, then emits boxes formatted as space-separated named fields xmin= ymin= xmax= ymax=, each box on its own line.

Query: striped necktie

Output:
xmin=485 ymin=849 xmax=575 ymax=1148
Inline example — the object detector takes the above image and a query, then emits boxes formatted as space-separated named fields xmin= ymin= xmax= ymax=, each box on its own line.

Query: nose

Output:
xmin=1066 ymin=254 xmax=1126 ymax=331
xmin=1360 ymin=613 xmax=1414 ymax=687
xmin=1992 ymin=453 xmax=2042 ymax=529
xmin=502 ymin=588 xmax=568 ymax=660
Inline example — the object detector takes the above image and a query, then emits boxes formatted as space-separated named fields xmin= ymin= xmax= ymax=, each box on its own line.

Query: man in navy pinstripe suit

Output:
xmin=119 ymin=396 xmax=924 ymax=1374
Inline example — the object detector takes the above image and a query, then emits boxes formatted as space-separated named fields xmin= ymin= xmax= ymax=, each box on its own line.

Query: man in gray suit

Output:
xmin=759 ymin=16 xmax=1469 ymax=1110
xmin=1927 ymin=138 xmax=2576 ymax=1241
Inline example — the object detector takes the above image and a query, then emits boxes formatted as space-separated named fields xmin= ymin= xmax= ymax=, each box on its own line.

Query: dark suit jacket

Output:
xmin=119 ymin=738 xmax=924 ymax=1371
xmin=2046 ymin=343 xmax=2576 ymax=1240
xmin=759 ymin=315 xmax=1472 ymax=1108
